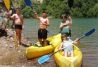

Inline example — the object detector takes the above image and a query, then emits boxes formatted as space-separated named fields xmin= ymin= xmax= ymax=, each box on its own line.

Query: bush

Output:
xmin=46 ymin=0 xmax=67 ymax=18
xmin=87 ymin=3 xmax=98 ymax=17
xmin=11 ymin=0 xmax=98 ymax=18
xmin=22 ymin=6 xmax=34 ymax=18
xmin=71 ymin=8 xmax=83 ymax=17
xmin=92 ymin=4 xmax=98 ymax=17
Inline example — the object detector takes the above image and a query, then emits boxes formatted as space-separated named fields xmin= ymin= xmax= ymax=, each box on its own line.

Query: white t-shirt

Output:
xmin=62 ymin=39 xmax=73 ymax=52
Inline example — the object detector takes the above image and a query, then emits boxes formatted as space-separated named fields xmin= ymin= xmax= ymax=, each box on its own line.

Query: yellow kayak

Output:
xmin=54 ymin=45 xmax=82 ymax=67
xmin=4 ymin=0 xmax=10 ymax=10
xmin=26 ymin=34 xmax=61 ymax=59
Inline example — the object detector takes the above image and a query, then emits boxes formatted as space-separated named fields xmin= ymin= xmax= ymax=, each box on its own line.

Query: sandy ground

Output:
xmin=0 ymin=29 xmax=57 ymax=67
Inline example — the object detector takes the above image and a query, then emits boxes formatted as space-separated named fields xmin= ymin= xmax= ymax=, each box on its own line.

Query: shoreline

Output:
xmin=0 ymin=29 xmax=56 ymax=67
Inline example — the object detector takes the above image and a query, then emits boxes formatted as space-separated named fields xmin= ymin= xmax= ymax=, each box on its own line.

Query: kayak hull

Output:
xmin=54 ymin=45 xmax=82 ymax=67
xmin=26 ymin=34 xmax=61 ymax=59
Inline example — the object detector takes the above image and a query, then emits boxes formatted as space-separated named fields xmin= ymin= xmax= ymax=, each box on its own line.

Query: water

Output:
xmin=23 ymin=18 xmax=98 ymax=67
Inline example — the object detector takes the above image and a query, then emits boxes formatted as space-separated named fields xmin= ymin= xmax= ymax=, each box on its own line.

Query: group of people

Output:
xmin=59 ymin=14 xmax=80 ymax=57
xmin=1 ymin=8 xmax=80 ymax=57
xmin=34 ymin=11 xmax=80 ymax=57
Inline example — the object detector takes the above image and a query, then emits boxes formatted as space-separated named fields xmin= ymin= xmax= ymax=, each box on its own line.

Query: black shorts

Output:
xmin=15 ymin=24 xmax=22 ymax=30
xmin=38 ymin=29 xmax=48 ymax=39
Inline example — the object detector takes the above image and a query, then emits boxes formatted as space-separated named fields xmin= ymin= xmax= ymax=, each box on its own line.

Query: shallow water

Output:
xmin=23 ymin=18 xmax=98 ymax=67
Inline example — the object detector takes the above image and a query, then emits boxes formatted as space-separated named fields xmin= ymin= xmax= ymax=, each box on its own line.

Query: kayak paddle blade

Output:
xmin=85 ymin=28 xmax=95 ymax=36
xmin=79 ymin=28 xmax=96 ymax=40
xmin=38 ymin=55 xmax=50 ymax=64
xmin=24 ymin=0 xmax=32 ymax=7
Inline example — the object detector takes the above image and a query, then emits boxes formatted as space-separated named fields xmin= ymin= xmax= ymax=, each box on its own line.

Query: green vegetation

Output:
xmin=22 ymin=6 xmax=34 ymax=18
xmin=46 ymin=0 xmax=68 ymax=18
xmin=43 ymin=0 xmax=98 ymax=18
xmin=1 ymin=0 xmax=98 ymax=18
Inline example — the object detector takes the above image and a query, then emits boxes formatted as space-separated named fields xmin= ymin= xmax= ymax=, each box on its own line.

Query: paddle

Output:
xmin=79 ymin=28 xmax=96 ymax=40
xmin=68 ymin=0 xmax=74 ymax=9
xmin=64 ymin=0 xmax=74 ymax=16
xmin=3 ymin=0 xmax=11 ymax=10
xmin=38 ymin=28 xmax=96 ymax=64
xmin=24 ymin=0 xmax=36 ymax=12
xmin=24 ymin=0 xmax=32 ymax=7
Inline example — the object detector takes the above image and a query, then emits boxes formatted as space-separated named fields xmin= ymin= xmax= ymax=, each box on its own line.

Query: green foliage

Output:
xmin=93 ymin=4 xmax=98 ymax=17
xmin=19 ymin=0 xmax=25 ymax=8
xmin=46 ymin=0 xmax=68 ymax=18
xmin=43 ymin=0 xmax=98 ymax=18
xmin=72 ymin=0 xmax=98 ymax=18
xmin=71 ymin=8 xmax=83 ymax=17
xmin=9 ymin=0 xmax=98 ymax=18
xmin=87 ymin=3 xmax=98 ymax=17
xmin=22 ymin=6 xmax=33 ymax=18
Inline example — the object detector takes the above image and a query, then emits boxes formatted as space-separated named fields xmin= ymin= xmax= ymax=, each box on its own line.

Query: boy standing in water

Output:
xmin=34 ymin=11 xmax=49 ymax=46
xmin=10 ymin=8 xmax=24 ymax=45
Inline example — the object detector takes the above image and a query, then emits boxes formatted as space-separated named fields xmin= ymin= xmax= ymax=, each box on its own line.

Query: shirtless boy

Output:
xmin=34 ymin=11 xmax=49 ymax=46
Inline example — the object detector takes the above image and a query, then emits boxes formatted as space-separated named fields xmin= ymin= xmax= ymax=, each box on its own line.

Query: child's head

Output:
xmin=61 ymin=33 xmax=69 ymax=41
xmin=15 ymin=8 xmax=21 ymax=14
xmin=42 ymin=11 xmax=47 ymax=18
xmin=61 ymin=14 xmax=68 ymax=19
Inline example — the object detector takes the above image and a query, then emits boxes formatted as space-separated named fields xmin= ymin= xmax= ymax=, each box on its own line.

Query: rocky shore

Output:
xmin=0 ymin=29 xmax=56 ymax=67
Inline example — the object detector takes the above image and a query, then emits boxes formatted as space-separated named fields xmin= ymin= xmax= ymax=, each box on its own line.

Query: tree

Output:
xmin=12 ymin=0 xmax=98 ymax=18
xmin=22 ymin=6 xmax=33 ymax=18
xmin=46 ymin=0 xmax=67 ymax=18
xmin=87 ymin=3 xmax=98 ymax=17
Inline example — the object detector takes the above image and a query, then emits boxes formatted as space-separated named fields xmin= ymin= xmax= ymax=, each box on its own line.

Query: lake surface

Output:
xmin=23 ymin=18 xmax=98 ymax=67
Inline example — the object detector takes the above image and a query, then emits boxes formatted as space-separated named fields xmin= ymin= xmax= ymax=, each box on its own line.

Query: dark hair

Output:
xmin=61 ymin=33 xmax=69 ymax=37
xmin=15 ymin=8 xmax=21 ymax=13
xmin=61 ymin=14 xmax=68 ymax=19
xmin=42 ymin=11 xmax=47 ymax=13
xmin=42 ymin=11 xmax=47 ymax=17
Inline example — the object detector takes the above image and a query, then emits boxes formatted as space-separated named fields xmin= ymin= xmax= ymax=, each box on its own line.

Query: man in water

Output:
xmin=34 ymin=11 xmax=49 ymax=46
